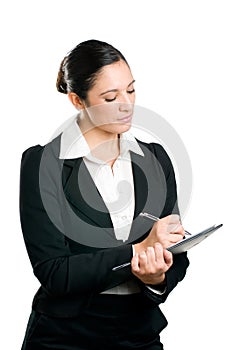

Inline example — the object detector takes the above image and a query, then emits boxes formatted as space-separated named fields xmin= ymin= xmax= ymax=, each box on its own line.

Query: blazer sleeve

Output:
xmin=142 ymin=143 xmax=189 ymax=304
xmin=20 ymin=145 xmax=134 ymax=297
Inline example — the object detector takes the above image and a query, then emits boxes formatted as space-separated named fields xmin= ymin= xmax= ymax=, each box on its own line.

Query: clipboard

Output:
xmin=167 ymin=223 xmax=223 ymax=254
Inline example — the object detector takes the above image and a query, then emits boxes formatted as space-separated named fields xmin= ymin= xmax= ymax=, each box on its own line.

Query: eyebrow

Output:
xmin=99 ymin=79 xmax=135 ymax=96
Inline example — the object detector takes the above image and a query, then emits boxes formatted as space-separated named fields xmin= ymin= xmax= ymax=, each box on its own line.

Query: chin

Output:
xmin=101 ymin=123 xmax=132 ymax=135
xmin=118 ymin=123 xmax=132 ymax=134
xmin=113 ymin=125 xmax=131 ymax=135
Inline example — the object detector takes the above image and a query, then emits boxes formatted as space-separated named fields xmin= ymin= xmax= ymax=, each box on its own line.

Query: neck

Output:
xmin=78 ymin=114 xmax=120 ymax=165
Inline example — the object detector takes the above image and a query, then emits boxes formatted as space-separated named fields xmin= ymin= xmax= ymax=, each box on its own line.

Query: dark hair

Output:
xmin=56 ymin=39 xmax=128 ymax=100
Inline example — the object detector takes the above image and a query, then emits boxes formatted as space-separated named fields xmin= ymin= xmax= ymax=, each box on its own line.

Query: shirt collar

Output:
xmin=59 ymin=114 xmax=144 ymax=160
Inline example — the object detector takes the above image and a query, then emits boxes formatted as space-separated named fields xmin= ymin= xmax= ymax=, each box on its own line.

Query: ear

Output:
xmin=68 ymin=92 xmax=85 ymax=110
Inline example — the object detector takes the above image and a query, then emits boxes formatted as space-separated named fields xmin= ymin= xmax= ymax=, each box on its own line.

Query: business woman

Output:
xmin=20 ymin=39 xmax=189 ymax=350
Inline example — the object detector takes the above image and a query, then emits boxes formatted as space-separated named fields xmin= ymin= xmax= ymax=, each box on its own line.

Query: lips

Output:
xmin=117 ymin=114 xmax=132 ymax=123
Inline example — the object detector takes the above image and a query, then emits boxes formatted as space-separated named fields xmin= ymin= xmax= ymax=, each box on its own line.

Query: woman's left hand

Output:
xmin=131 ymin=243 xmax=173 ymax=285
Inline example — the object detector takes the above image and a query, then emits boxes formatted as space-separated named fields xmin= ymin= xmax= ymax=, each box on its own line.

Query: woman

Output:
xmin=20 ymin=39 xmax=189 ymax=350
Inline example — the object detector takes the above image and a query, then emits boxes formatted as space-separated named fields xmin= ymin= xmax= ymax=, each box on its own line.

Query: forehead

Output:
xmin=93 ymin=60 xmax=133 ymax=91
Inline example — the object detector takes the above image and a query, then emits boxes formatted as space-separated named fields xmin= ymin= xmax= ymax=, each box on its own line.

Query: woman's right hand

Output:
xmin=134 ymin=214 xmax=185 ymax=254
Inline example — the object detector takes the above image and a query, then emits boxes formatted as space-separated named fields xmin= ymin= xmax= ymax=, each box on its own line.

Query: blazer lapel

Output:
xmin=128 ymin=146 xmax=167 ymax=243
xmin=62 ymin=158 xmax=113 ymax=229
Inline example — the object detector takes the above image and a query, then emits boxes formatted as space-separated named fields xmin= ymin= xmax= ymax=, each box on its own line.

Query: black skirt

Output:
xmin=21 ymin=293 xmax=167 ymax=350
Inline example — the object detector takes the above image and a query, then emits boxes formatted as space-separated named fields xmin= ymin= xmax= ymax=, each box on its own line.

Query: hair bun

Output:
xmin=56 ymin=58 xmax=68 ymax=94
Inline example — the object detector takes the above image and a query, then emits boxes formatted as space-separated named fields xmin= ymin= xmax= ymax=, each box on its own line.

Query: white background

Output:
xmin=1 ymin=1 xmax=232 ymax=349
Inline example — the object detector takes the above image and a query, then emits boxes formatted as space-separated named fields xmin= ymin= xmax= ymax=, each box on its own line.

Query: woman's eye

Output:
xmin=105 ymin=97 xmax=116 ymax=102
xmin=127 ymin=89 xmax=135 ymax=94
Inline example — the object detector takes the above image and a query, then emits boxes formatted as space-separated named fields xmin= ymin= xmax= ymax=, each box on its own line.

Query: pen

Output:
xmin=112 ymin=212 xmax=192 ymax=272
xmin=112 ymin=262 xmax=131 ymax=271
xmin=139 ymin=212 xmax=160 ymax=222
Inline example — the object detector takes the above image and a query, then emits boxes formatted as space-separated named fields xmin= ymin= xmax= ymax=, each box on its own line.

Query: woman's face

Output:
xmin=83 ymin=60 xmax=136 ymax=135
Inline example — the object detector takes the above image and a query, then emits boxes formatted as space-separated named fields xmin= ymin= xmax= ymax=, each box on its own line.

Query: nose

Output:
xmin=118 ymin=93 xmax=133 ymax=113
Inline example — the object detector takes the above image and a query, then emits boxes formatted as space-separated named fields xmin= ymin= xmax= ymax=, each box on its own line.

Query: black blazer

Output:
xmin=19 ymin=134 xmax=189 ymax=318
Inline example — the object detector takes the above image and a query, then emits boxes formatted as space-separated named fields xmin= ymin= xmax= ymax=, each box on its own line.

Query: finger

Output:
xmin=131 ymin=253 xmax=140 ymax=272
xmin=163 ymin=249 xmax=173 ymax=267
xmin=138 ymin=251 xmax=148 ymax=270
xmin=168 ymin=223 xmax=185 ymax=235
xmin=146 ymin=246 xmax=156 ymax=267
xmin=154 ymin=243 xmax=164 ymax=263
xmin=164 ymin=214 xmax=180 ymax=225
xmin=168 ymin=233 xmax=184 ymax=243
